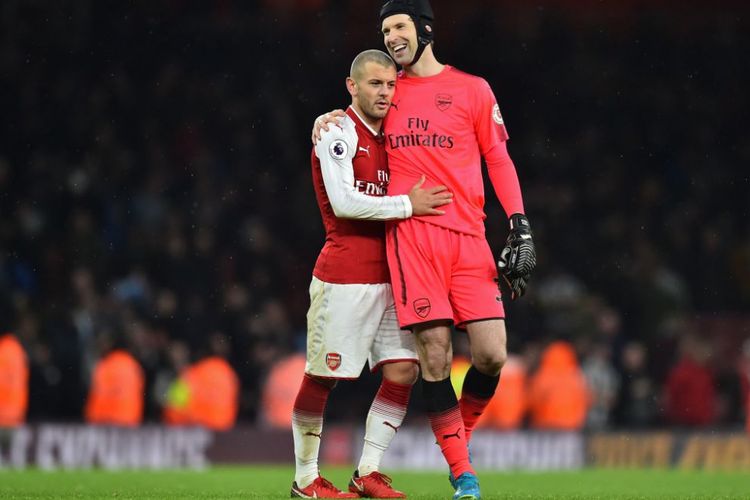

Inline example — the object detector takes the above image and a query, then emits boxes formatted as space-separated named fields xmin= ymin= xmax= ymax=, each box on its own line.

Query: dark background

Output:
xmin=1 ymin=0 xmax=748 ymax=427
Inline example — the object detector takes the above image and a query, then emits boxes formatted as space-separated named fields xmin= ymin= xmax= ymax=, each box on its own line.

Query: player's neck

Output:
xmin=404 ymin=47 xmax=444 ymax=78
xmin=350 ymin=103 xmax=382 ymax=134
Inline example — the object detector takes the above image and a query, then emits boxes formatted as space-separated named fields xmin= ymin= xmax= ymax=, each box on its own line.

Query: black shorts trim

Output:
xmin=392 ymin=225 xmax=407 ymax=306
xmin=400 ymin=318 xmax=454 ymax=332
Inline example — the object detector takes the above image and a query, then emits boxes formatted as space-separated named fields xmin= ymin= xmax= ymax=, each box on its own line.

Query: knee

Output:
xmin=472 ymin=349 xmax=507 ymax=376
xmin=382 ymin=361 xmax=419 ymax=385
xmin=415 ymin=325 xmax=453 ymax=380
xmin=420 ymin=342 xmax=452 ymax=379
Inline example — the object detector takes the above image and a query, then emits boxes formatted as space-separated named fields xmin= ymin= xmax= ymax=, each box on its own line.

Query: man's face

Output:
xmin=381 ymin=14 xmax=418 ymax=67
xmin=351 ymin=61 xmax=397 ymax=121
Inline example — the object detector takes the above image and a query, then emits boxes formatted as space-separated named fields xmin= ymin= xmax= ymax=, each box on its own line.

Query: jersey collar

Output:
xmin=347 ymin=106 xmax=381 ymax=138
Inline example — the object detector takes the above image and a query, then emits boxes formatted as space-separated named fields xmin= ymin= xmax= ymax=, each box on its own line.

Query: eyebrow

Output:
xmin=382 ymin=22 xmax=407 ymax=34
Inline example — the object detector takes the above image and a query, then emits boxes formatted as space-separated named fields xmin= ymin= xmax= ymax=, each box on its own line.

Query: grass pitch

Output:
xmin=0 ymin=465 xmax=748 ymax=499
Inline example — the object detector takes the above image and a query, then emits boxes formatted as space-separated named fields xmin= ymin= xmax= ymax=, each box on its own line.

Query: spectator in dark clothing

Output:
xmin=613 ymin=341 xmax=657 ymax=428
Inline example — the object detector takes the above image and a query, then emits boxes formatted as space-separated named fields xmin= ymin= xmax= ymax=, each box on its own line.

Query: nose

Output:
xmin=385 ymin=31 xmax=397 ymax=47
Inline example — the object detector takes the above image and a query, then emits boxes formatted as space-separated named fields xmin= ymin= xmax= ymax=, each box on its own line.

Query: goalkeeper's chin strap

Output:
xmin=379 ymin=0 xmax=435 ymax=67
xmin=409 ymin=27 xmax=432 ymax=66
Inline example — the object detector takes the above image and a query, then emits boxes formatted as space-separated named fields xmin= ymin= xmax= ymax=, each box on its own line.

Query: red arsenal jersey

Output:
xmin=311 ymin=106 xmax=411 ymax=284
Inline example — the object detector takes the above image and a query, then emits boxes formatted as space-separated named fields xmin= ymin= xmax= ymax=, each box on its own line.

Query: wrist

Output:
xmin=509 ymin=213 xmax=531 ymax=232
xmin=402 ymin=194 xmax=413 ymax=218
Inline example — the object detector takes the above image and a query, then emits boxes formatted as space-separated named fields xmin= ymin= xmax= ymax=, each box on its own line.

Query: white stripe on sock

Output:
xmin=357 ymin=397 xmax=407 ymax=475
xmin=292 ymin=409 xmax=323 ymax=488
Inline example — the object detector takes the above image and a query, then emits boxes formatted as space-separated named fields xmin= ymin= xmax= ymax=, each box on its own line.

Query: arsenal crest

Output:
xmin=435 ymin=94 xmax=452 ymax=111
xmin=326 ymin=352 xmax=342 ymax=371
xmin=413 ymin=298 xmax=431 ymax=318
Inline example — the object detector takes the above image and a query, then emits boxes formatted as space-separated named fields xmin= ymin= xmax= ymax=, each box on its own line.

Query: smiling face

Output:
xmin=347 ymin=61 xmax=397 ymax=125
xmin=381 ymin=13 xmax=419 ymax=67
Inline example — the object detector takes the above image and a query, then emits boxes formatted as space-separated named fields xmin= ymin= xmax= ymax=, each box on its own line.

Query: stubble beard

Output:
xmin=366 ymin=105 xmax=387 ymax=122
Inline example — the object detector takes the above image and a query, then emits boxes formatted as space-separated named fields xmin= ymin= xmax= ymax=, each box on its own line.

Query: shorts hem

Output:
xmin=400 ymin=318 xmax=454 ymax=331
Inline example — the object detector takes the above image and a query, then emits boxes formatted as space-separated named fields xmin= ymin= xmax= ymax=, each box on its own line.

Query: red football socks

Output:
xmin=377 ymin=377 xmax=412 ymax=408
xmin=293 ymin=374 xmax=332 ymax=417
xmin=459 ymin=393 xmax=492 ymax=443
xmin=460 ymin=366 xmax=500 ymax=443
xmin=423 ymin=378 xmax=474 ymax=479
xmin=292 ymin=374 xmax=334 ymax=488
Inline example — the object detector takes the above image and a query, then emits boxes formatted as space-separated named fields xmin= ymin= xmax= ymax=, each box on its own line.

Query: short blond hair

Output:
xmin=350 ymin=49 xmax=396 ymax=81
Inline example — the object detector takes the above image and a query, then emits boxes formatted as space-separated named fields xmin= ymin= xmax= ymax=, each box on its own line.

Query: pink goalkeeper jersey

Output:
xmin=384 ymin=65 xmax=517 ymax=236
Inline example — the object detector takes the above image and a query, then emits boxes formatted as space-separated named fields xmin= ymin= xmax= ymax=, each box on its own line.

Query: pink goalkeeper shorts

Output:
xmin=385 ymin=218 xmax=505 ymax=330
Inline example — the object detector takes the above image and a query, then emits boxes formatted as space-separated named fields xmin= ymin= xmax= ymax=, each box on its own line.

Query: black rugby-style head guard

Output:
xmin=379 ymin=0 xmax=434 ymax=66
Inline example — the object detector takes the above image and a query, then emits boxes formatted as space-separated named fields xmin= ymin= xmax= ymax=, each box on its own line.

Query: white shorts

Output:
xmin=305 ymin=276 xmax=418 ymax=379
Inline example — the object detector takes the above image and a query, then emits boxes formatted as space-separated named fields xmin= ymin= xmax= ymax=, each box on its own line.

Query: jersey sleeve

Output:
xmin=472 ymin=78 xmax=509 ymax=151
xmin=472 ymin=79 xmax=525 ymax=216
xmin=314 ymin=117 xmax=412 ymax=220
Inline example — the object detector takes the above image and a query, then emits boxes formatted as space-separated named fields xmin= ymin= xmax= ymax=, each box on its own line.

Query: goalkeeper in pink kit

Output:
xmin=314 ymin=1 xmax=536 ymax=498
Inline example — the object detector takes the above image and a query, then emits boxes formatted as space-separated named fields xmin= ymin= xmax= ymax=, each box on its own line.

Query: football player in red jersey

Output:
xmin=291 ymin=49 xmax=452 ymax=499
xmin=313 ymin=2 xmax=537 ymax=499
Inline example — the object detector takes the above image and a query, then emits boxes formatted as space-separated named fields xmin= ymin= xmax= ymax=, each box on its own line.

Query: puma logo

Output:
xmin=304 ymin=431 xmax=322 ymax=439
xmin=442 ymin=428 xmax=461 ymax=441
xmin=383 ymin=421 xmax=400 ymax=432
xmin=358 ymin=145 xmax=370 ymax=157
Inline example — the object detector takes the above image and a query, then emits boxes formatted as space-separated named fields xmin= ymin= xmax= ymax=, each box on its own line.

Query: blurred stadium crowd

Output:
xmin=1 ymin=1 xmax=748 ymax=430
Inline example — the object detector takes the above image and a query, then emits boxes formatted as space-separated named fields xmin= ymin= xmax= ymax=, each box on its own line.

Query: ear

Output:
xmin=345 ymin=77 xmax=357 ymax=97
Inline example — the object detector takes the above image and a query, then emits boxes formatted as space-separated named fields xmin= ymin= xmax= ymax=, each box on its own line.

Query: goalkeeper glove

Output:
xmin=497 ymin=213 xmax=536 ymax=300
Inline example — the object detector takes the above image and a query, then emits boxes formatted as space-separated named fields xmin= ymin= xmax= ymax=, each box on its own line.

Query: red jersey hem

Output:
xmin=311 ymin=271 xmax=389 ymax=286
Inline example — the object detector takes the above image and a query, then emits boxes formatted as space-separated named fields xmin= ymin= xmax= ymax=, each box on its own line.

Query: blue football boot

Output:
xmin=449 ymin=446 xmax=473 ymax=488
xmin=452 ymin=472 xmax=481 ymax=500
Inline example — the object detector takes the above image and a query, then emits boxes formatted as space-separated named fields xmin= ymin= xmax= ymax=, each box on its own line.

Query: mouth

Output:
xmin=391 ymin=43 xmax=407 ymax=56
xmin=375 ymin=101 xmax=390 ymax=110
